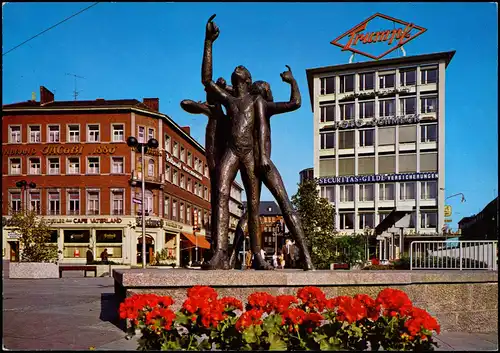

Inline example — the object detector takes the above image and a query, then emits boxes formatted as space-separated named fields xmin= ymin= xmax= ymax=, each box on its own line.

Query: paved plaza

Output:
xmin=2 ymin=262 xmax=498 ymax=351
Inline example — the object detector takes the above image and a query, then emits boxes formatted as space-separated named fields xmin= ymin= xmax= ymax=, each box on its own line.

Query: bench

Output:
xmin=59 ymin=265 xmax=97 ymax=278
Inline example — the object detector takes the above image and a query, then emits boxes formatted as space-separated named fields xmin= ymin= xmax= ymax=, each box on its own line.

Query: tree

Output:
xmin=8 ymin=209 xmax=59 ymax=263
xmin=291 ymin=179 xmax=337 ymax=269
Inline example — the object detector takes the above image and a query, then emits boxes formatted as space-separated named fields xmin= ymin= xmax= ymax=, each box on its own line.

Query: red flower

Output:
xmin=303 ymin=312 xmax=324 ymax=333
xmin=235 ymin=309 xmax=264 ymax=331
xmin=325 ymin=296 xmax=351 ymax=310
xmin=219 ymin=296 xmax=243 ymax=311
xmin=353 ymin=294 xmax=380 ymax=321
xmin=282 ymin=308 xmax=307 ymax=326
xmin=297 ymin=287 xmax=327 ymax=312
xmin=274 ymin=295 xmax=298 ymax=313
xmin=247 ymin=292 xmax=276 ymax=314
xmin=371 ymin=258 xmax=380 ymax=265
xmin=118 ymin=294 xmax=174 ymax=325
xmin=405 ymin=307 xmax=441 ymax=336
xmin=335 ymin=297 xmax=367 ymax=324
xmin=376 ymin=288 xmax=413 ymax=317
xmin=187 ymin=286 xmax=218 ymax=302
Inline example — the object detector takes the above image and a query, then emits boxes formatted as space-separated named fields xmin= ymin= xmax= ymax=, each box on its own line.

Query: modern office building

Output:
xmin=306 ymin=51 xmax=455 ymax=255
xmin=2 ymin=86 xmax=241 ymax=266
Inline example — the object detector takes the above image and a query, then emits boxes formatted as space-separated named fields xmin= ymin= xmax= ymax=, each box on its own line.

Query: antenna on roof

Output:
xmin=65 ymin=73 xmax=85 ymax=100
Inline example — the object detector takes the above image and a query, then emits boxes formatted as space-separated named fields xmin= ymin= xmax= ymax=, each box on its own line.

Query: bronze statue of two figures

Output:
xmin=181 ymin=14 xmax=314 ymax=271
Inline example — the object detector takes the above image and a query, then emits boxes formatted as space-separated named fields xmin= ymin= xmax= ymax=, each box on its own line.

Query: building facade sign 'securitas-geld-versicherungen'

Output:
xmin=316 ymin=172 xmax=439 ymax=185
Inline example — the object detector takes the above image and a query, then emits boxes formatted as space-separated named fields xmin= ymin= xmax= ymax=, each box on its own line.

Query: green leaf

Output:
xmin=320 ymin=337 xmax=341 ymax=351
xmin=175 ymin=312 xmax=189 ymax=325
xmin=268 ymin=333 xmax=287 ymax=351
xmin=242 ymin=327 xmax=257 ymax=344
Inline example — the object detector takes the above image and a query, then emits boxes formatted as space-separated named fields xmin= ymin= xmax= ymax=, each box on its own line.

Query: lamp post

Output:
xmin=446 ymin=193 xmax=466 ymax=203
xmin=127 ymin=136 xmax=159 ymax=269
xmin=15 ymin=180 xmax=37 ymax=213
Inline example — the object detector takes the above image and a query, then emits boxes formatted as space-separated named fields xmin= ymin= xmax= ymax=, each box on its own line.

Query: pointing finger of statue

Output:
xmin=208 ymin=14 xmax=216 ymax=23
xmin=285 ymin=65 xmax=292 ymax=72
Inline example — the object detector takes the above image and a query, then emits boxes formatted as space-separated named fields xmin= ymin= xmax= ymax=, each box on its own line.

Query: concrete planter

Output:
xmin=9 ymin=262 xmax=59 ymax=279
xmin=96 ymin=264 xmax=131 ymax=277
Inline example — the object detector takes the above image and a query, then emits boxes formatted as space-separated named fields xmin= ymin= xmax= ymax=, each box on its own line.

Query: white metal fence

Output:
xmin=410 ymin=240 xmax=498 ymax=271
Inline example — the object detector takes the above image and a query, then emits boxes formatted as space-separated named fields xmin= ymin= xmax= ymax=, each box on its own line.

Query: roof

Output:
xmin=305 ymin=50 xmax=456 ymax=112
xmin=242 ymin=201 xmax=282 ymax=216
xmin=2 ymin=99 xmax=152 ymax=110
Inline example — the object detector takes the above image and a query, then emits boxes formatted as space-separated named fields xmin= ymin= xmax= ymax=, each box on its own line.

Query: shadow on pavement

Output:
xmin=100 ymin=292 xmax=126 ymax=332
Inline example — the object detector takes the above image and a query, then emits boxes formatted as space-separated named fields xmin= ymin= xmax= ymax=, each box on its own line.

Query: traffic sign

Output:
xmin=444 ymin=205 xmax=452 ymax=217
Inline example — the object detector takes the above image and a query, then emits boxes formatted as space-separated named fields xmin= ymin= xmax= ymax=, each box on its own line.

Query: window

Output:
xmin=421 ymin=124 xmax=437 ymax=142
xmin=138 ymin=126 xmax=145 ymax=143
xmin=400 ymin=69 xmax=416 ymax=86
xmin=421 ymin=181 xmax=437 ymax=200
xmin=48 ymin=125 xmax=60 ymax=142
xmin=68 ymin=191 xmax=80 ymax=215
xmin=87 ymin=157 xmax=100 ymax=174
xmin=29 ymin=157 xmax=41 ymax=175
xmin=112 ymin=157 xmax=124 ymax=174
xmin=400 ymin=97 xmax=416 ymax=115
xmin=420 ymin=153 xmax=438 ymax=172
xmin=187 ymin=178 xmax=192 ymax=192
xmin=112 ymin=124 xmax=124 ymax=142
xmin=148 ymin=128 xmax=154 ymax=140
xmin=173 ymin=142 xmax=179 ymax=158
xmin=399 ymin=125 xmax=417 ymax=143
xmin=9 ymin=126 xmax=21 ymax=143
xmin=180 ymin=146 xmax=185 ymax=162
xmin=186 ymin=152 xmax=192 ymax=167
xmin=204 ymin=187 xmax=208 ymax=200
xmin=339 ymin=185 xmax=354 ymax=202
xmin=320 ymin=105 xmax=335 ymax=123
xmin=48 ymin=157 xmax=60 ymax=175
xmin=180 ymin=203 xmax=185 ymax=223
xmin=10 ymin=192 xmax=22 ymax=213
xmin=320 ymin=76 xmax=335 ymax=95
xmin=165 ymin=166 xmax=171 ymax=182
xmin=173 ymin=169 xmax=178 ymax=185
xmin=180 ymin=174 xmax=185 ymax=189
xmin=359 ymin=72 xmax=375 ymax=90
xmin=358 ymin=157 xmax=375 ymax=175
xmin=48 ymin=192 xmax=60 ymax=215
xmin=340 ymin=74 xmax=354 ymax=93
xmin=339 ymin=103 xmax=355 ymax=120
xmin=379 ymin=99 xmax=395 ymax=117
xmin=359 ymin=184 xmax=374 ymax=201
xmin=421 ymin=96 xmax=437 ymax=113
xmin=359 ymin=101 xmax=374 ymax=119
xmin=378 ymin=127 xmax=395 ymax=146
xmin=68 ymin=125 xmax=80 ymax=142
xmin=379 ymin=73 xmax=395 ymax=89
xmin=29 ymin=125 xmax=41 ymax=143
xmin=172 ymin=200 xmax=178 ymax=220
xmin=421 ymin=68 xmax=437 ymax=84
xmin=379 ymin=183 xmax=395 ymax=201
xmin=399 ymin=153 xmax=417 ymax=172
xmin=194 ymin=183 xmax=199 ymax=197
xmin=204 ymin=164 xmax=209 ymax=178
xmin=148 ymin=159 xmax=155 ymax=177
xmin=359 ymin=129 xmax=374 ymax=147
xmin=186 ymin=205 xmax=192 ymax=225
xmin=137 ymin=190 xmax=153 ymax=215
xmin=378 ymin=154 xmax=395 ymax=174
xmin=194 ymin=157 xmax=199 ymax=171
xmin=320 ymin=132 xmax=335 ymax=149
xmin=421 ymin=212 xmax=437 ymax=229
xmin=320 ymin=186 xmax=335 ymax=202
xmin=165 ymin=134 xmax=171 ymax=153
xmin=29 ymin=191 xmax=41 ymax=214
xmin=87 ymin=125 xmax=100 ymax=142
xmin=338 ymin=130 xmax=354 ymax=149
xmin=112 ymin=190 xmax=124 ymax=215
xmin=338 ymin=157 xmax=354 ymax=176
xmin=400 ymin=182 xmax=416 ymax=200
xmin=68 ymin=157 xmax=80 ymax=175
xmin=339 ymin=212 xmax=354 ymax=229
xmin=378 ymin=212 xmax=390 ymax=224
xmin=9 ymin=158 xmax=21 ymax=175
xmin=359 ymin=213 xmax=375 ymax=229
xmin=87 ymin=191 xmax=100 ymax=215
xmin=164 ymin=196 xmax=170 ymax=219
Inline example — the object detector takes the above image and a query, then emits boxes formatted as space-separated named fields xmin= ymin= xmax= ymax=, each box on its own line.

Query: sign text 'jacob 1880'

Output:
xmin=317 ymin=172 xmax=438 ymax=185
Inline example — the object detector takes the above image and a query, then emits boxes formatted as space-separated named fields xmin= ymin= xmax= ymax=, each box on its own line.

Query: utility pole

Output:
xmin=65 ymin=73 xmax=85 ymax=100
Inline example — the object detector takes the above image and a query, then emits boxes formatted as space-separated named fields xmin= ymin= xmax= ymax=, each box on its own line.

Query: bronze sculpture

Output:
xmin=181 ymin=14 xmax=314 ymax=270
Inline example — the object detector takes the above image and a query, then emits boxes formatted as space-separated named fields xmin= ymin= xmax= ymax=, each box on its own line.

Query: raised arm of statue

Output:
xmin=180 ymin=100 xmax=212 ymax=116
xmin=268 ymin=65 xmax=302 ymax=117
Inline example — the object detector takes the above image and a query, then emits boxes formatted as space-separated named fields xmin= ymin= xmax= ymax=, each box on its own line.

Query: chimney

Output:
xmin=40 ymin=86 xmax=55 ymax=105
xmin=142 ymin=98 xmax=159 ymax=112
xmin=181 ymin=126 xmax=191 ymax=135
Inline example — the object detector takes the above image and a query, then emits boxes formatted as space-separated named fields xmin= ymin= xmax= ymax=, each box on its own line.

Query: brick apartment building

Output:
xmin=2 ymin=86 xmax=242 ymax=266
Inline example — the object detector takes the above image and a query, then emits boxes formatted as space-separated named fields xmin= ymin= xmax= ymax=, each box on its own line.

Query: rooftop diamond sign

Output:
xmin=331 ymin=13 xmax=427 ymax=60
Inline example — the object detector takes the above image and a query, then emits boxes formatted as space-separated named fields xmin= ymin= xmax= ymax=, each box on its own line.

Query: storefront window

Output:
xmin=96 ymin=230 xmax=123 ymax=258
xmin=63 ymin=229 xmax=90 ymax=258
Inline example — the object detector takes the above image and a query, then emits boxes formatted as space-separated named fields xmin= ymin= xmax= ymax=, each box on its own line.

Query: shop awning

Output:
xmin=181 ymin=233 xmax=211 ymax=249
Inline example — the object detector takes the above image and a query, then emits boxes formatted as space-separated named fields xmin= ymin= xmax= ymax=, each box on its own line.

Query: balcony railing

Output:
xmin=131 ymin=170 xmax=164 ymax=184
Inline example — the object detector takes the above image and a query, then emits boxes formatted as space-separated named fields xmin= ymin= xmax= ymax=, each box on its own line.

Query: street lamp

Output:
xmin=127 ymin=136 xmax=159 ymax=269
xmin=446 ymin=193 xmax=466 ymax=203
xmin=15 ymin=180 xmax=37 ymax=212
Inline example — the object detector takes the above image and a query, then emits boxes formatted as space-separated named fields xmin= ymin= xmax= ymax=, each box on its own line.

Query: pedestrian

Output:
xmin=260 ymin=248 xmax=266 ymax=262
xmin=272 ymin=252 xmax=279 ymax=268
xmin=281 ymin=239 xmax=295 ymax=268
xmin=245 ymin=249 xmax=252 ymax=269
xmin=86 ymin=247 xmax=94 ymax=265
xmin=100 ymin=248 xmax=109 ymax=264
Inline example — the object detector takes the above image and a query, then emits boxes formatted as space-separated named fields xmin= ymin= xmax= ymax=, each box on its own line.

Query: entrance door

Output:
xmin=137 ymin=235 xmax=155 ymax=265
xmin=8 ymin=241 xmax=19 ymax=262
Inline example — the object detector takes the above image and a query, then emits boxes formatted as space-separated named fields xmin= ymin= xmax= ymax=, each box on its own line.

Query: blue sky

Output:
xmin=2 ymin=2 xmax=498 ymax=230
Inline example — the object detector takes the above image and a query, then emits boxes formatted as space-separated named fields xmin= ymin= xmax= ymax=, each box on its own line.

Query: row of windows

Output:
xmin=320 ymin=181 xmax=438 ymax=202
xmin=164 ymin=164 xmax=210 ymax=201
xmin=320 ymin=124 xmax=437 ymax=149
xmin=163 ymin=195 xmax=210 ymax=228
xmin=319 ymin=153 xmax=438 ymax=176
xmin=337 ymin=211 xmax=437 ymax=230
xmin=320 ymin=67 xmax=438 ymax=95
xmin=319 ymin=96 xmax=437 ymax=122
xmin=164 ymin=134 xmax=208 ymax=177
